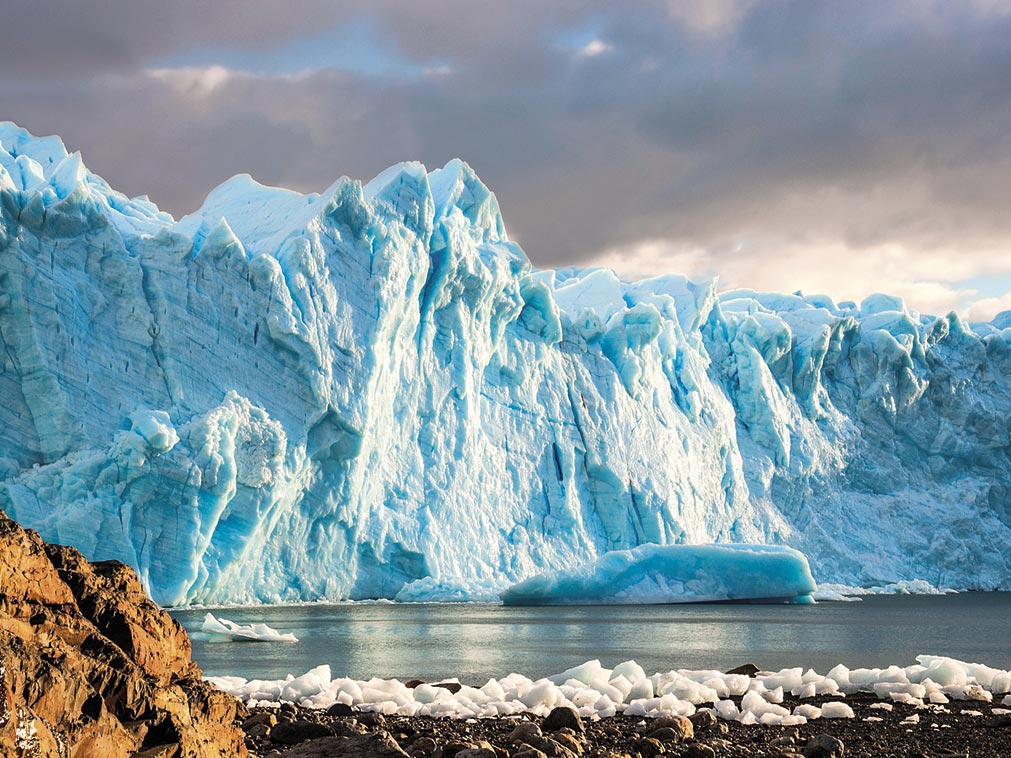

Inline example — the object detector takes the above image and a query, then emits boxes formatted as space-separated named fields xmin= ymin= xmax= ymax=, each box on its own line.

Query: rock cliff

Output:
xmin=0 ymin=509 xmax=246 ymax=757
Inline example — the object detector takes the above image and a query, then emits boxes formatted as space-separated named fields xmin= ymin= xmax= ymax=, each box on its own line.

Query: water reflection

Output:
xmin=172 ymin=594 xmax=1011 ymax=682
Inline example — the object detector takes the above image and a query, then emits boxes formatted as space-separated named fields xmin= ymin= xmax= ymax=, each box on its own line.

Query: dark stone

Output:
xmin=356 ymin=711 xmax=387 ymax=729
xmin=442 ymin=740 xmax=477 ymax=757
xmin=405 ymin=679 xmax=426 ymax=689
xmin=433 ymin=681 xmax=463 ymax=694
xmin=633 ymin=737 xmax=664 ymax=757
xmin=327 ymin=703 xmax=356 ymax=717
xmin=522 ymin=735 xmax=559 ymax=756
xmin=552 ymin=731 xmax=583 ymax=755
xmin=512 ymin=748 xmax=549 ymax=758
xmin=411 ymin=735 xmax=438 ymax=753
xmin=986 ymin=714 xmax=1011 ymax=728
xmin=648 ymin=727 xmax=683 ymax=743
xmin=270 ymin=720 xmax=333 ymax=745
xmin=542 ymin=706 xmax=584 ymax=733
xmin=278 ymin=733 xmax=410 ymax=757
xmin=725 ymin=663 xmax=760 ymax=677
xmin=330 ymin=721 xmax=367 ymax=738
xmin=682 ymin=746 xmax=717 ymax=758
xmin=803 ymin=734 xmax=845 ymax=758
xmin=648 ymin=716 xmax=692 ymax=741
xmin=689 ymin=710 xmax=717 ymax=731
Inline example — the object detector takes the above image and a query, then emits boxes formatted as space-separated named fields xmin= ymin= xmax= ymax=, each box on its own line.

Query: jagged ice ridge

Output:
xmin=1 ymin=122 xmax=1010 ymax=606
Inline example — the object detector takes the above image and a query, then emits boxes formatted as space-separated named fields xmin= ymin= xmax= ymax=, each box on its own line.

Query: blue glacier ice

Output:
xmin=500 ymin=544 xmax=817 ymax=605
xmin=2 ymin=121 xmax=1011 ymax=606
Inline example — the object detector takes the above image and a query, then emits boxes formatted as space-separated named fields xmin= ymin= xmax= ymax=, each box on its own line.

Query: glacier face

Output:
xmin=1 ymin=121 xmax=1010 ymax=606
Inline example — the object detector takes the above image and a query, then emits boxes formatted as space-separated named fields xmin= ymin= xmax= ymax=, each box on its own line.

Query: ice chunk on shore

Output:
xmin=207 ymin=655 xmax=1010 ymax=723
xmin=201 ymin=612 xmax=298 ymax=643
xmin=500 ymin=544 xmax=817 ymax=605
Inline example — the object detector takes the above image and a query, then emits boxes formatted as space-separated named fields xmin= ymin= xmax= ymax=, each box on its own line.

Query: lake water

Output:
xmin=171 ymin=593 xmax=1011 ymax=683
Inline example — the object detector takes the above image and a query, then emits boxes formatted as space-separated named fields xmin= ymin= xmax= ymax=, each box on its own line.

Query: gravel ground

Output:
xmin=239 ymin=691 xmax=1011 ymax=757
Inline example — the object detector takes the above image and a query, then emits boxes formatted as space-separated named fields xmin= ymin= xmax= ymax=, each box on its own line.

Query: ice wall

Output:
xmin=2 ymin=122 xmax=1010 ymax=605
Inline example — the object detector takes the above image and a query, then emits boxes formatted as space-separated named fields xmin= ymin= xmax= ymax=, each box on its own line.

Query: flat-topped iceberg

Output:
xmin=500 ymin=544 xmax=817 ymax=605
xmin=201 ymin=612 xmax=298 ymax=643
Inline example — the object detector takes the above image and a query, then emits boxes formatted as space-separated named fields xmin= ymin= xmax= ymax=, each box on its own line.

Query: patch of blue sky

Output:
xmin=958 ymin=271 xmax=1011 ymax=300
xmin=152 ymin=17 xmax=425 ymax=78
xmin=555 ymin=18 xmax=612 ymax=55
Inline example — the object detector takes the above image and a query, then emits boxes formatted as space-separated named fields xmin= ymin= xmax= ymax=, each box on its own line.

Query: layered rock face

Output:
xmin=0 ymin=510 xmax=246 ymax=757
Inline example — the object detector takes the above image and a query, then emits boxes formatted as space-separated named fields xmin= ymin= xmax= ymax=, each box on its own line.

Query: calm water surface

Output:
xmin=171 ymin=594 xmax=1011 ymax=683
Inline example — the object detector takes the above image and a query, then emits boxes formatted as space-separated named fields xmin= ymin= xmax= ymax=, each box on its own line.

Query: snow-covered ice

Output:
xmin=2 ymin=122 xmax=1011 ymax=605
xmin=201 ymin=612 xmax=298 ymax=643
xmin=206 ymin=655 xmax=1011 ymax=725
xmin=500 ymin=544 xmax=817 ymax=605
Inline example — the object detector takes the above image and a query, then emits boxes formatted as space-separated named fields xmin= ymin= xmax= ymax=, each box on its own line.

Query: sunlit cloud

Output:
xmin=589 ymin=236 xmax=1011 ymax=321
xmin=4 ymin=1 xmax=1011 ymax=321
xmin=577 ymin=39 xmax=613 ymax=58
xmin=148 ymin=65 xmax=235 ymax=95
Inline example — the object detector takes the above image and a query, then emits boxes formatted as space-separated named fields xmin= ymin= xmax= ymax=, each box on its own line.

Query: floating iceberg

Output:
xmin=201 ymin=612 xmax=298 ymax=643
xmin=815 ymin=580 xmax=956 ymax=598
xmin=206 ymin=655 xmax=1010 ymax=724
xmin=500 ymin=544 xmax=817 ymax=605
xmin=2 ymin=121 xmax=1011 ymax=605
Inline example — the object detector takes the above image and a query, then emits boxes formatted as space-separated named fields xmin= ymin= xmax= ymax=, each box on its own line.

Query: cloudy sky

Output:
xmin=4 ymin=0 xmax=1011 ymax=319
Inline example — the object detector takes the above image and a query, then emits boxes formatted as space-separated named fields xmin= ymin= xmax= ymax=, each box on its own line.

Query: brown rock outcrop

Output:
xmin=0 ymin=510 xmax=247 ymax=757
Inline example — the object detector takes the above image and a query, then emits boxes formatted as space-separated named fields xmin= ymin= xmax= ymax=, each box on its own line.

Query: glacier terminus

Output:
xmin=1 ymin=122 xmax=1010 ymax=606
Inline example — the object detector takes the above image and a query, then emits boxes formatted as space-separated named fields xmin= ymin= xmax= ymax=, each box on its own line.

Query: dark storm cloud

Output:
xmin=3 ymin=0 xmax=1011 ymax=313
xmin=0 ymin=1 xmax=345 ymax=79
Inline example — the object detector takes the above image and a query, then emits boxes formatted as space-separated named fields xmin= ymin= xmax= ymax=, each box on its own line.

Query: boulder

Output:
xmin=542 ymin=706 xmax=584 ymax=733
xmin=279 ymin=733 xmax=409 ymax=757
xmin=803 ymin=734 xmax=845 ymax=758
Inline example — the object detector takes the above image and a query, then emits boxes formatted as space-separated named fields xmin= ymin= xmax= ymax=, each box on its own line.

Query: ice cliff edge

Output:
xmin=2 ymin=121 xmax=1010 ymax=605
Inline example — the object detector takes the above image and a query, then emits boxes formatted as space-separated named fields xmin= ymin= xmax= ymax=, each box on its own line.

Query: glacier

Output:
xmin=499 ymin=544 xmax=817 ymax=605
xmin=2 ymin=121 xmax=1011 ymax=606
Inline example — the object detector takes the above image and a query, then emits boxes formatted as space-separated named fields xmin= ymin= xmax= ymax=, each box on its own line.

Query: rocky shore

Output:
xmin=3 ymin=506 xmax=1010 ymax=757
xmin=239 ymin=691 xmax=1011 ymax=758
xmin=0 ymin=510 xmax=247 ymax=757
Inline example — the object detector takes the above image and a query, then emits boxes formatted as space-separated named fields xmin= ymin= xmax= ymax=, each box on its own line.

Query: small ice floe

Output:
xmin=814 ymin=580 xmax=955 ymax=599
xmin=201 ymin=612 xmax=298 ymax=642
xmin=205 ymin=654 xmax=1010 ymax=724
xmin=810 ymin=587 xmax=862 ymax=602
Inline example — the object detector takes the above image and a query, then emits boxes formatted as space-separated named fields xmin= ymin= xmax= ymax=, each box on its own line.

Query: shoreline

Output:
xmin=165 ymin=584 xmax=1004 ymax=613
xmin=211 ymin=655 xmax=1011 ymax=756
xmin=240 ymin=693 xmax=1011 ymax=757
